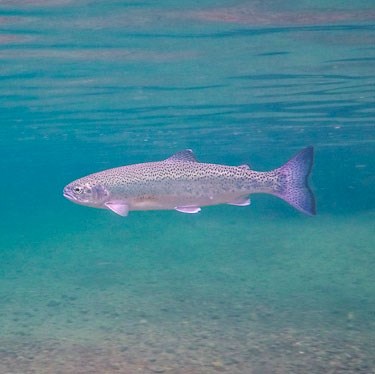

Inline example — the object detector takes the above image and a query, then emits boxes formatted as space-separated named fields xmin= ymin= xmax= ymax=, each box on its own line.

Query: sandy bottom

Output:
xmin=1 ymin=327 xmax=372 ymax=373
xmin=0 ymin=210 xmax=374 ymax=373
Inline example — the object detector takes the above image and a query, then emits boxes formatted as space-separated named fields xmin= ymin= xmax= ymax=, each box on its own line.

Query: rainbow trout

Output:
xmin=63 ymin=147 xmax=316 ymax=216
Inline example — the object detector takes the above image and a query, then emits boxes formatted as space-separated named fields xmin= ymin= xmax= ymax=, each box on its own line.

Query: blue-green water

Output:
xmin=1 ymin=1 xmax=374 ymax=373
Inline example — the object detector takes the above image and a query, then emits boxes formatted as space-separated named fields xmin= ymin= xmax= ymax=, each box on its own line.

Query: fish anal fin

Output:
xmin=165 ymin=150 xmax=198 ymax=163
xmin=105 ymin=201 xmax=129 ymax=216
xmin=227 ymin=196 xmax=251 ymax=206
xmin=175 ymin=206 xmax=201 ymax=214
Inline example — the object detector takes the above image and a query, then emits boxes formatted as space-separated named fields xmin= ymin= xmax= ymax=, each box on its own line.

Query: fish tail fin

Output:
xmin=273 ymin=146 xmax=316 ymax=215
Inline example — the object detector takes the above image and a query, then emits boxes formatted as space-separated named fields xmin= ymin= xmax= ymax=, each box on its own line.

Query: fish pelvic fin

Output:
xmin=273 ymin=146 xmax=316 ymax=216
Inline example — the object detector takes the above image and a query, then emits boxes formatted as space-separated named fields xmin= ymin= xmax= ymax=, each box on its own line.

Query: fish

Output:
xmin=63 ymin=146 xmax=316 ymax=217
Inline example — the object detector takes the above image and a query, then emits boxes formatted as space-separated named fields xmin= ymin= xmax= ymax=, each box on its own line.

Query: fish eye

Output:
xmin=73 ymin=186 xmax=83 ymax=194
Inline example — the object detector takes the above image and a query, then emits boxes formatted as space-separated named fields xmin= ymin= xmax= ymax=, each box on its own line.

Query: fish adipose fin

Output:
xmin=273 ymin=146 xmax=316 ymax=216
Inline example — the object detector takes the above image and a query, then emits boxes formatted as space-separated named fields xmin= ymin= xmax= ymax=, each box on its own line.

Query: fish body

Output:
xmin=63 ymin=147 xmax=316 ymax=216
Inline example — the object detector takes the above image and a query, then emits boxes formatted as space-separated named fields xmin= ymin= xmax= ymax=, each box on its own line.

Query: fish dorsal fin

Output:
xmin=165 ymin=149 xmax=198 ymax=163
xmin=238 ymin=164 xmax=251 ymax=170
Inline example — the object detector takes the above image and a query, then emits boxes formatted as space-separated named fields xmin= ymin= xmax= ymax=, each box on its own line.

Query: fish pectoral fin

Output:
xmin=175 ymin=206 xmax=201 ymax=214
xmin=105 ymin=201 xmax=129 ymax=216
xmin=227 ymin=196 xmax=251 ymax=206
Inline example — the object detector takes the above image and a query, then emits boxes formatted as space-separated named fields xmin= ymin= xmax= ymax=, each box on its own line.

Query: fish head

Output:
xmin=63 ymin=178 xmax=109 ymax=207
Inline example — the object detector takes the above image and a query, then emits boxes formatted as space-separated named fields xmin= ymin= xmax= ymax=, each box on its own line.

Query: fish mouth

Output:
xmin=63 ymin=187 xmax=77 ymax=201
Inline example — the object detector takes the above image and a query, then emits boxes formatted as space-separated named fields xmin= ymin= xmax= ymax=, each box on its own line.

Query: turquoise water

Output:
xmin=1 ymin=1 xmax=374 ymax=373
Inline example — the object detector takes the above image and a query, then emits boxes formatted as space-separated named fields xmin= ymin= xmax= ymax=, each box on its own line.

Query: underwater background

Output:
xmin=0 ymin=0 xmax=374 ymax=373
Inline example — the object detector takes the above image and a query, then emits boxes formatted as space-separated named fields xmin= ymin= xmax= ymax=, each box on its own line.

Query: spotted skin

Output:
xmin=63 ymin=147 xmax=315 ymax=216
